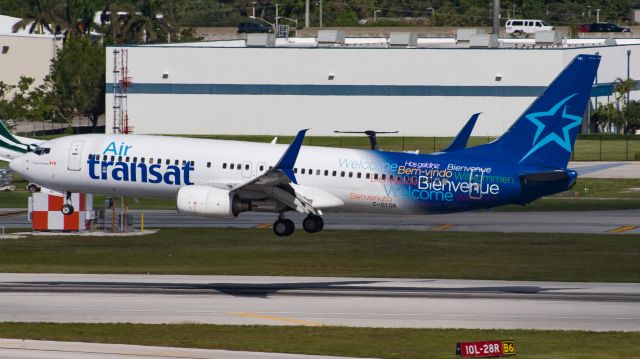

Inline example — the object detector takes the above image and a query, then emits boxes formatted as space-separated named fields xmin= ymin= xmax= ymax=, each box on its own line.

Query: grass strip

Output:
xmin=0 ymin=229 xmax=639 ymax=282
xmin=0 ymin=323 xmax=637 ymax=359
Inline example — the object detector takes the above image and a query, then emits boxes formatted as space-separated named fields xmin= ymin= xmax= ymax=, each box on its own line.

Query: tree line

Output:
xmin=1 ymin=0 xmax=637 ymax=29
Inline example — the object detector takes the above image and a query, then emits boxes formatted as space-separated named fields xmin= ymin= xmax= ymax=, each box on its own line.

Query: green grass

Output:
xmin=1 ymin=228 xmax=639 ymax=282
xmin=0 ymin=323 xmax=638 ymax=359
xmin=177 ymin=134 xmax=640 ymax=161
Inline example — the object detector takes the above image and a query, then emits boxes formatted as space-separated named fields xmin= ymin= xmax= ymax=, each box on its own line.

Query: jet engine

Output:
xmin=176 ymin=185 xmax=251 ymax=218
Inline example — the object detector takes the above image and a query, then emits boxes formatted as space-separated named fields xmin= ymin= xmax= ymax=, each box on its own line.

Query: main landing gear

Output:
xmin=61 ymin=192 xmax=74 ymax=215
xmin=272 ymin=214 xmax=325 ymax=237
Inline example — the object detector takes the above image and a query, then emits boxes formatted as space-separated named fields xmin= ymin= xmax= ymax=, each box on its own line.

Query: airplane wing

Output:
xmin=440 ymin=113 xmax=481 ymax=153
xmin=230 ymin=129 xmax=343 ymax=215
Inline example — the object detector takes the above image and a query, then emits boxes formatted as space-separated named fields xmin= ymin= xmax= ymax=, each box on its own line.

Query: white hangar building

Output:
xmin=105 ymin=36 xmax=640 ymax=136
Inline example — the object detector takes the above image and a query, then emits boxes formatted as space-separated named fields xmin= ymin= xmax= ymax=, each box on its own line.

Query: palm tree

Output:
xmin=64 ymin=0 xmax=97 ymax=37
xmin=613 ymin=78 xmax=637 ymax=133
xmin=101 ymin=0 xmax=173 ymax=44
xmin=12 ymin=0 xmax=65 ymax=35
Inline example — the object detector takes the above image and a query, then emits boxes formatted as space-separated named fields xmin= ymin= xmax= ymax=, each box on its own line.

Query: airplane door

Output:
xmin=468 ymin=170 xmax=483 ymax=200
xmin=67 ymin=140 xmax=84 ymax=171
xmin=241 ymin=161 xmax=253 ymax=178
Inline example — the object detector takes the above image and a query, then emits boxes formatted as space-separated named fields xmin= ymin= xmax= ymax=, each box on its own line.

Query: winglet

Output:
xmin=274 ymin=129 xmax=308 ymax=184
xmin=441 ymin=113 xmax=480 ymax=152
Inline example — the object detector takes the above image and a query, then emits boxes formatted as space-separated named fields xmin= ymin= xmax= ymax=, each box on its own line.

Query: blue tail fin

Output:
xmin=485 ymin=54 xmax=600 ymax=169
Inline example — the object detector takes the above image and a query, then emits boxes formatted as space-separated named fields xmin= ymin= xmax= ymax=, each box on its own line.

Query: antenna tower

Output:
xmin=112 ymin=48 xmax=133 ymax=134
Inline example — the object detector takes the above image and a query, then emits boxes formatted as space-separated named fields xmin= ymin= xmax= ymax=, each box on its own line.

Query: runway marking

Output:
xmin=431 ymin=224 xmax=455 ymax=231
xmin=230 ymin=311 xmax=324 ymax=326
xmin=608 ymin=226 xmax=638 ymax=233
xmin=255 ymin=223 xmax=272 ymax=229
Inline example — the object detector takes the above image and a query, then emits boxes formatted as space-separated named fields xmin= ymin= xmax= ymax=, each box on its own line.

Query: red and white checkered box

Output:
xmin=29 ymin=192 xmax=94 ymax=231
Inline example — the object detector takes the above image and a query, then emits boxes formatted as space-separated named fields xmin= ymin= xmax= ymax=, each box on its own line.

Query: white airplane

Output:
xmin=2 ymin=54 xmax=600 ymax=236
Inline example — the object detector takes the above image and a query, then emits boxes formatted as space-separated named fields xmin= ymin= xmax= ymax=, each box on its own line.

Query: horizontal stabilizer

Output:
xmin=441 ymin=113 xmax=480 ymax=152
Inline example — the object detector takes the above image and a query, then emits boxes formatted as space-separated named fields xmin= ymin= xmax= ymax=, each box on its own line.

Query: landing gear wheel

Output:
xmin=273 ymin=218 xmax=295 ymax=237
xmin=303 ymin=215 xmax=324 ymax=233
xmin=61 ymin=204 xmax=74 ymax=215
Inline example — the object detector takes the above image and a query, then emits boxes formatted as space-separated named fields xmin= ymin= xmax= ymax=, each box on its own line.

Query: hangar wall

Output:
xmin=105 ymin=44 xmax=640 ymax=136
xmin=0 ymin=34 xmax=61 ymax=97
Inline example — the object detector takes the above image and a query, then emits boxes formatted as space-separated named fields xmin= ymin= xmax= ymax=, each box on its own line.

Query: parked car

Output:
xmin=505 ymin=19 xmax=554 ymax=34
xmin=578 ymin=22 xmax=630 ymax=33
xmin=237 ymin=22 xmax=273 ymax=34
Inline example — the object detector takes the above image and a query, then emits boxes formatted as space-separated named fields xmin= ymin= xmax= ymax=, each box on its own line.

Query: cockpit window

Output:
xmin=34 ymin=147 xmax=50 ymax=155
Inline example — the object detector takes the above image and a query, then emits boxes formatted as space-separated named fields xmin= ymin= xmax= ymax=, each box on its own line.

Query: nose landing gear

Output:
xmin=60 ymin=192 xmax=75 ymax=215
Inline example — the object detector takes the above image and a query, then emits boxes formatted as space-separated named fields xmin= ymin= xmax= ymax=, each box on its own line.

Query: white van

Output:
xmin=505 ymin=19 xmax=554 ymax=34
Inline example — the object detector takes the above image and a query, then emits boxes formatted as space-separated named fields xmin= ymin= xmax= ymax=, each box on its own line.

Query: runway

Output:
xmin=1 ymin=273 xmax=639 ymax=331
xmin=1 ymin=209 xmax=640 ymax=234
xmin=0 ymin=339 xmax=372 ymax=359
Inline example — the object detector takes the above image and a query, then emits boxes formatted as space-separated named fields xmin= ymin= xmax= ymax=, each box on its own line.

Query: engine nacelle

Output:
xmin=176 ymin=185 xmax=251 ymax=218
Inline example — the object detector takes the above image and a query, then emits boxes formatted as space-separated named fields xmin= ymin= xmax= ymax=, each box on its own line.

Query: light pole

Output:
xmin=373 ymin=10 xmax=381 ymax=22
xmin=596 ymin=8 xmax=600 ymax=23
xmin=318 ymin=0 xmax=323 ymax=28
xmin=252 ymin=1 xmax=256 ymax=18
xmin=305 ymin=0 xmax=309 ymax=28
xmin=628 ymin=49 xmax=632 ymax=105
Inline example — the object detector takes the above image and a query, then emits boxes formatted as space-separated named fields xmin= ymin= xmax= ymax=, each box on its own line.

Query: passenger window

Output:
xmin=176 ymin=160 xmax=181 ymax=166
xmin=230 ymin=163 xmax=235 ymax=169
xmin=389 ymin=175 xmax=394 ymax=181
xmin=357 ymin=172 xmax=362 ymax=178
xmin=324 ymin=170 xmax=329 ymax=176
xmin=374 ymin=174 xmax=379 ymax=180
xmin=118 ymin=156 xmax=122 ymax=162
xmin=259 ymin=165 xmax=264 ymax=171
xmin=308 ymin=169 xmax=312 ymax=175
xmin=348 ymin=172 xmax=353 ymax=178
xmin=244 ymin=164 xmax=249 ymax=170
xmin=366 ymin=173 xmax=370 ymax=179
xmin=133 ymin=157 xmax=137 ymax=163
xmin=166 ymin=159 xmax=170 ymax=165
xmin=141 ymin=157 xmax=145 ymax=163
xmin=157 ymin=159 xmax=161 ymax=165
xmin=332 ymin=170 xmax=337 ymax=176
xmin=294 ymin=168 xmax=298 ymax=174
xmin=301 ymin=168 xmax=305 ymax=174
xmin=190 ymin=161 xmax=194 ymax=166
xmin=223 ymin=163 xmax=227 ymax=169
xmin=95 ymin=154 xmax=100 ymax=160
xmin=111 ymin=156 xmax=115 ymax=161
xmin=126 ymin=157 xmax=130 ymax=162
xmin=381 ymin=174 xmax=386 ymax=180
xmin=340 ymin=171 xmax=345 ymax=177
xmin=237 ymin=163 xmax=241 ymax=170
xmin=207 ymin=162 xmax=211 ymax=168
xmin=316 ymin=170 xmax=320 ymax=175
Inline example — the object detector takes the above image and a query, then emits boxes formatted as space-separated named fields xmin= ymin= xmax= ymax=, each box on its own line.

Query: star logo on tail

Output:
xmin=519 ymin=93 xmax=582 ymax=163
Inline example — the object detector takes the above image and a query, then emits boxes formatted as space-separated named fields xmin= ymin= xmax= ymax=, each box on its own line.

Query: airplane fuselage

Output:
xmin=11 ymin=133 xmax=552 ymax=215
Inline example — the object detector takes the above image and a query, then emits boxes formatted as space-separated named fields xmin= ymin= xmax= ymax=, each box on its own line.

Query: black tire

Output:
xmin=303 ymin=215 xmax=324 ymax=233
xmin=61 ymin=204 xmax=74 ymax=215
xmin=273 ymin=218 xmax=295 ymax=237
xmin=28 ymin=184 xmax=40 ymax=193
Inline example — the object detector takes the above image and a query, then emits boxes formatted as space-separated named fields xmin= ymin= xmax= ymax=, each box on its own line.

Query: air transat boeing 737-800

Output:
xmin=2 ymin=54 xmax=600 ymax=236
